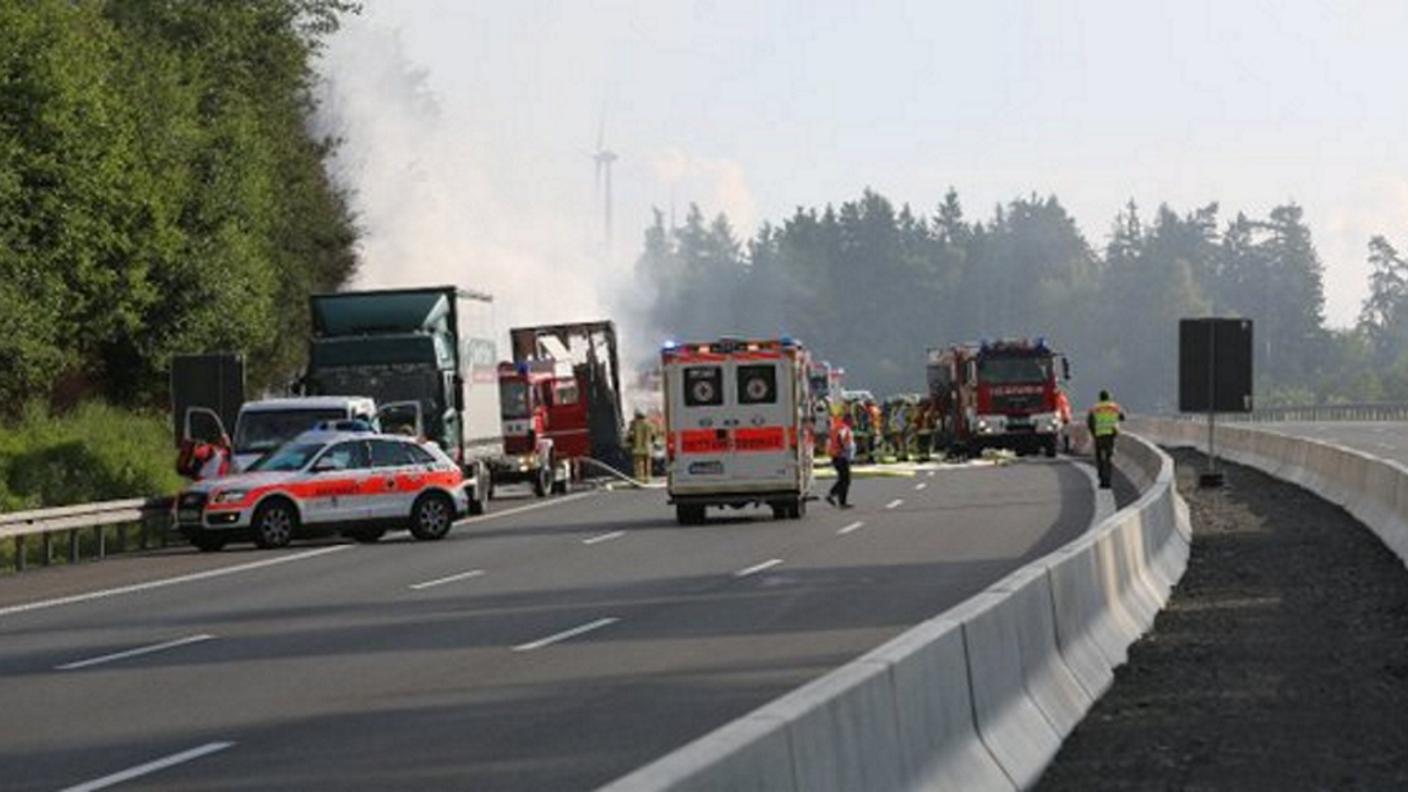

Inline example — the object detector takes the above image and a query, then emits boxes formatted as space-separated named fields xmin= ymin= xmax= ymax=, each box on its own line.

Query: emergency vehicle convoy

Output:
xmin=175 ymin=426 xmax=468 ymax=552
xmin=926 ymin=337 xmax=1072 ymax=458
xmin=661 ymin=337 xmax=815 ymax=524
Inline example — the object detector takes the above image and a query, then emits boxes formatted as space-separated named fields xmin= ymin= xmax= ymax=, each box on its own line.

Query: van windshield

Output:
xmin=235 ymin=410 xmax=347 ymax=454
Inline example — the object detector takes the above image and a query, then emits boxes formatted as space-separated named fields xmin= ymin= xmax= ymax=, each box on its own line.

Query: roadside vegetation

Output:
xmin=0 ymin=402 xmax=182 ymax=512
xmin=0 ymin=0 xmax=360 ymax=412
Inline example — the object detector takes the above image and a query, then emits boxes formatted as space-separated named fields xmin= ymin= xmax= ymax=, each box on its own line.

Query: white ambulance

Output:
xmin=661 ymin=337 xmax=815 ymax=524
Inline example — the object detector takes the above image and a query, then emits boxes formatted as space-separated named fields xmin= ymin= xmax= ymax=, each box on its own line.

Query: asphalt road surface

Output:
xmin=1258 ymin=421 xmax=1408 ymax=467
xmin=0 ymin=460 xmax=1095 ymax=791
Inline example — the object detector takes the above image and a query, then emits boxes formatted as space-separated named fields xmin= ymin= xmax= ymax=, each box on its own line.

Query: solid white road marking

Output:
xmin=57 ymin=634 xmax=215 ymax=671
xmin=885 ymin=499 xmax=903 ymax=510
xmin=735 ymin=558 xmax=784 ymax=577
xmin=60 ymin=741 xmax=235 ymax=792
xmin=914 ymin=482 xmax=927 ymax=491
xmin=408 ymin=569 xmax=485 ymax=591
xmin=0 ymin=545 xmax=352 ymax=620
xmin=583 ymin=530 xmax=626 ymax=545
xmin=838 ymin=521 xmax=865 ymax=535
xmin=455 ymin=491 xmax=597 ymax=526
xmin=513 ymin=617 xmax=620 ymax=651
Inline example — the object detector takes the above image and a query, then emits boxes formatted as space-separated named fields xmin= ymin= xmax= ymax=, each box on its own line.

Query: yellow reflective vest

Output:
xmin=1089 ymin=400 xmax=1123 ymax=437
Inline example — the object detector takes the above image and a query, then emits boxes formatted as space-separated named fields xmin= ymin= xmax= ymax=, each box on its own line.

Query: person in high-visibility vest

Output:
xmin=826 ymin=415 xmax=856 ymax=509
xmin=1086 ymin=390 xmax=1126 ymax=489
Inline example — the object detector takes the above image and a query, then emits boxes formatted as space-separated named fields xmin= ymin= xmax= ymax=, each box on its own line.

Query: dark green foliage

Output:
xmin=0 ymin=0 xmax=359 ymax=410
xmin=0 ymin=401 xmax=184 ymax=511
xmin=636 ymin=188 xmax=1373 ymax=410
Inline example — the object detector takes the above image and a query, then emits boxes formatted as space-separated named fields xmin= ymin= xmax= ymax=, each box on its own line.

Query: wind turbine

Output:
xmin=592 ymin=115 xmax=618 ymax=253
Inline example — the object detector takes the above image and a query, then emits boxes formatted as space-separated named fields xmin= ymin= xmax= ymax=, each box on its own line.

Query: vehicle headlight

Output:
xmin=213 ymin=489 xmax=249 ymax=504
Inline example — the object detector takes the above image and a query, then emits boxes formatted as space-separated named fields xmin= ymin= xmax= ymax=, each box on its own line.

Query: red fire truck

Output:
xmin=927 ymin=338 xmax=1072 ymax=458
xmin=495 ymin=360 xmax=580 ymax=496
xmin=491 ymin=321 xmax=627 ymax=495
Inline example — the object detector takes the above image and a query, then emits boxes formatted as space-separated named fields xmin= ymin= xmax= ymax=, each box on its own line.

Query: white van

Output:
xmin=662 ymin=338 xmax=815 ymax=524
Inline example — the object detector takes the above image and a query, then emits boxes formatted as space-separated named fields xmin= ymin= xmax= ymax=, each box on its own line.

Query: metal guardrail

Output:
xmin=1166 ymin=403 xmax=1408 ymax=424
xmin=0 ymin=497 xmax=174 ymax=573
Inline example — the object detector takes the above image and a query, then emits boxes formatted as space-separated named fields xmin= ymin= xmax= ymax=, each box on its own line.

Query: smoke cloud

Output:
xmin=311 ymin=20 xmax=626 ymax=343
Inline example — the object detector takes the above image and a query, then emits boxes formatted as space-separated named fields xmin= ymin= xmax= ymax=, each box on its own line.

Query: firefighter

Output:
xmin=1086 ymin=390 xmax=1126 ymax=489
xmin=867 ymin=400 xmax=883 ymax=462
xmin=826 ymin=414 xmax=856 ymax=509
xmin=628 ymin=410 xmax=655 ymax=483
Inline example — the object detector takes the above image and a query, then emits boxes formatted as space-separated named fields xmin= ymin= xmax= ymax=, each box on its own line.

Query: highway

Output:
xmin=1258 ymin=421 xmax=1408 ymax=467
xmin=0 ymin=458 xmax=1095 ymax=791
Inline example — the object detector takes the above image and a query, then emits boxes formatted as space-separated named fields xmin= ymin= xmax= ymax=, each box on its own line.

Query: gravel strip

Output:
xmin=1038 ymin=448 xmax=1408 ymax=791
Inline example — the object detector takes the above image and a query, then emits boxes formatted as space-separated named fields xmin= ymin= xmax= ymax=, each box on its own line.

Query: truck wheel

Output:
xmin=191 ymin=531 xmax=227 ymax=553
xmin=1044 ymin=438 xmax=1058 ymax=458
xmin=552 ymin=475 xmax=569 ymax=496
xmin=348 ymin=526 xmax=386 ymax=544
xmin=676 ymin=504 xmax=705 ymax=525
xmin=770 ymin=502 xmax=788 ymax=520
xmin=410 ymin=493 xmax=455 ymax=541
xmin=252 ymin=500 xmax=297 ymax=549
xmin=532 ymin=467 xmax=549 ymax=498
xmin=791 ymin=498 xmax=807 ymax=519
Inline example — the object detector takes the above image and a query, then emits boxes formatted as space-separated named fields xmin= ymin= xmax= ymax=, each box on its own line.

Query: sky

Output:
xmin=314 ymin=0 xmax=1408 ymax=334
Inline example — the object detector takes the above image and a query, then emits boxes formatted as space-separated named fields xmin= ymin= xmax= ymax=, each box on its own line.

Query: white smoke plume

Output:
xmin=311 ymin=20 xmax=627 ymax=342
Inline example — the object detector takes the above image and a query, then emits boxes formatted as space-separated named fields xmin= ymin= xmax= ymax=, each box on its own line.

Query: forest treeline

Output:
xmin=636 ymin=189 xmax=1407 ymax=411
xmin=0 ymin=0 xmax=360 ymax=411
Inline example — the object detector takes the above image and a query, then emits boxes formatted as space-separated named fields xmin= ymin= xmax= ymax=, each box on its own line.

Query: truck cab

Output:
xmin=662 ymin=337 xmax=814 ymax=524
xmin=494 ymin=360 xmax=577 ymax=496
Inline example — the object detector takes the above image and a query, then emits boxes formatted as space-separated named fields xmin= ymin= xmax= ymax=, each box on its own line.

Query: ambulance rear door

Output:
xmin=724 ymin=351 xmax=798 ymax=489
xmin=666 ymin=352 xmax=732 ymax=487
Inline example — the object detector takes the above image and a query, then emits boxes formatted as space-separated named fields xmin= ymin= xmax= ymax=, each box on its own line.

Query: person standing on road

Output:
xmin=1086 ymin=390 xmax=1126 ymax=489
xmin=628 ymin=410 xmax=655 ymax=483
xmin=826 ymin=415 xmax=856 ymax=509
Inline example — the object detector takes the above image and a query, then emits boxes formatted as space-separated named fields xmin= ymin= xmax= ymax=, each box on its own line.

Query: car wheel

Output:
xmin=191 ymin=531 xmax=227 ymax=553
xmin=252 ymin=500 xmax=297 ymax=549
xmin=676 ymin=504 xmax=705 ymax=525
xmin=348 ymin=527 xmax=386 ymax=544
xmin=1045 ymin=439 xmax=1058 ymax=458
xmin=791 ymin=498 xmax=807 ymax=519
xmin=410 ymin=493 xmax=455 ymax=541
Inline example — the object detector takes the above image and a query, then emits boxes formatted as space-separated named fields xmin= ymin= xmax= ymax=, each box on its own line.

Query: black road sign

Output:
xmin=1179 ymin=318 xmax=1253 ymax=413
xmin=170 ymin=353 xmax=245 ymax=445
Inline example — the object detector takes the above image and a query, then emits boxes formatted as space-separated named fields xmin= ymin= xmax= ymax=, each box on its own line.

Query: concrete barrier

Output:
xmin=773 ymin=659 xmax=908 ymax=792
xmin=1133 ymin=416 xmax=1408 ymax=572
xmin=598 ymin=434 xmax=1191 ymax=792
xmin=990 ymin=567 xmax=1094 ymax=736
xmin=877 ymin=618 xmax=1016 ymax=792
xmin=961 ymin=592 xmax=1063 ymax=788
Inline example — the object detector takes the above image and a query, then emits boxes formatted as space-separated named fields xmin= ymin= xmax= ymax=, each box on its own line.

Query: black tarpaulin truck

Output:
xmin=305 ymin=286 xmax=504 ymax=514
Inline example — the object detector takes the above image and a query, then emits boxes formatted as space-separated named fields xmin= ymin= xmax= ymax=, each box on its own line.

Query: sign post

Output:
xmin=1178 ymin=318 xmax=1253 ymax=488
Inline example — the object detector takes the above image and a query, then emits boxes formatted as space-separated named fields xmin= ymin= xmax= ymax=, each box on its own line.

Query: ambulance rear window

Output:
xmin=684 ymin=367 xmax=723 ymax=407
xmin=738 ymin=365 xmax=777 ymax=405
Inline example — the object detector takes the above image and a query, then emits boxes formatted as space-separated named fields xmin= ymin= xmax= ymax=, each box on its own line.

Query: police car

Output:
xmin=174 ymin=427 xmax=468 ymax=552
